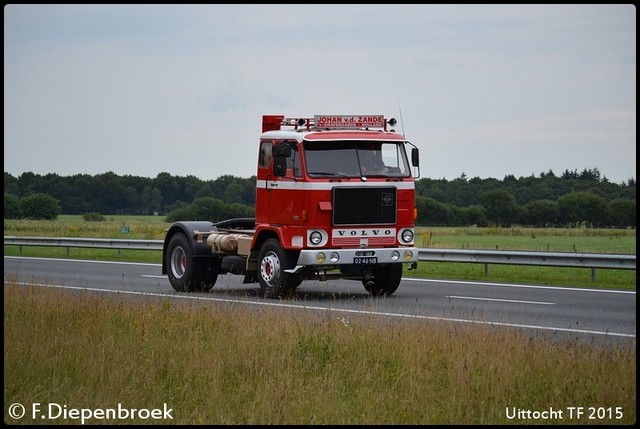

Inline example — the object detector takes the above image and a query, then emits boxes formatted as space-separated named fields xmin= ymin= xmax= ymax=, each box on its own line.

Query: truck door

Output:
xmin=256 ymin=140 xmax=273 ymax=224
xmin=265 ymin=140 xmax=305 ymax=227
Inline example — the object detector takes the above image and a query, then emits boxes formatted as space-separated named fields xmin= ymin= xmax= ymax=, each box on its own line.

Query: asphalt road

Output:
xmin=4 ymin=256 xmax=636 ymax=346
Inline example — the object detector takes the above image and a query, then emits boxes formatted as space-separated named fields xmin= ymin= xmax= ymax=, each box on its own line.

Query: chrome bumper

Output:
xmin=286 ymin=247 xmax=419 ymax=273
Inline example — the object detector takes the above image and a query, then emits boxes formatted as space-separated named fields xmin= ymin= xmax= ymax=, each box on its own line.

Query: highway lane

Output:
xmin=4 ymin=256 xmax=636 ymax=345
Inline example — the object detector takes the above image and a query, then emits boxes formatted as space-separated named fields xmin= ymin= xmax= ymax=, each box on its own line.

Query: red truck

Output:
xmin=162 ymin=114 xmax=420 ymax=298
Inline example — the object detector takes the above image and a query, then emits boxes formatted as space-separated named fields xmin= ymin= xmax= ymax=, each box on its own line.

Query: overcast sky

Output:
xmin=4 ymin=4 xmax=636 ymax=184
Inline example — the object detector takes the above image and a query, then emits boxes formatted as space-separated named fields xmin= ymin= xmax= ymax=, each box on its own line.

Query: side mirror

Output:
xmin=273 ymin=157 xmax=287 ymax=177
xmin=272 ymin=142 xmax=292 ymax=177
xmin=272 ymin=143 xmax=292 ymax=158
xmin=411 ymin=147 xmax=419 ymax=167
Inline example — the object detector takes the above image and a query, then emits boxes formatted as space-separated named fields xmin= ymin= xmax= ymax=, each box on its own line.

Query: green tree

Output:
xmin=446 ymin=204 xmax=467 ymax=226
xmin=524 ymin=200 xmax=560 ymax=227
xmin=165 ymin=200 xmax=189 ymax=214
xmin=227 ymin=202 xmax=255 ymax=219
xmin=4 ymin=193 xmax=22 ymax=219
xmin=67 ymin=174 xmax=95 ymax=214
xmin=4 ymin=173 xmax=20 ymax=196
xmin=557 ymin=192 xmax=608 ymax=227
xmin=461 ymin=205 xmax=488 ymax=227
xmin=165 ymin=205 xmax=193 ymax=223
xmin=189 ymin=197 xmax=223 ymax=220
xmin=155 ymin=172 xmax=180 ymax=209
xmin=194 ymin=183 xmax=215 ymax=200
xmin=141 ymin=186 xmax=163 ymax=214
xmin=479 ymin=189 xmax=519 ymax=227
xmin=4 ymin=167 xmax=635 ymax=226
xmin=607 ymin=198 xmax=636 ymax=228
xmin=415 ymin=196 xmax=449 ymax=226
xmin=180 ymin=175 xmax=205 ymax=205
xmin=20 ymin=193 xmax=61 ymax=220
xmin=223 ymin=178 xmax=255 ymax=205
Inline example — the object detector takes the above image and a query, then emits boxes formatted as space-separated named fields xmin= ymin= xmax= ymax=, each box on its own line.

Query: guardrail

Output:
xmin=4 ymin=236 xmax=636 ymax=281
xmin=418 ymin=248 xmax=635 ymax=281
xmin=4 ymin=236 xmax=162 ymax=258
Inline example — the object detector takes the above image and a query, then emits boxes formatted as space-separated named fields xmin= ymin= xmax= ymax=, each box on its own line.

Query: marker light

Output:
xmin=404 ymin=250 xmax=414 ymax=261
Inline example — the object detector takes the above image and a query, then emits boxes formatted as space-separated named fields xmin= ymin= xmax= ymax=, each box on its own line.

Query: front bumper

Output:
xmin=286 ymin=246 xmax=419 ymax=273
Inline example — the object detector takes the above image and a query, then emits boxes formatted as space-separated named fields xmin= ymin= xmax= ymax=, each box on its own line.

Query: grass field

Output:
xmin=4 ymin=282 xmax=636 ymax=425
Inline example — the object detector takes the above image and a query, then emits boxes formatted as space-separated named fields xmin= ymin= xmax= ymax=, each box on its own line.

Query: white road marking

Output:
xmin=9 ymin=280 xmax=635 ymax=339
xmin=446 ymin=295 xmax=555 ymax=305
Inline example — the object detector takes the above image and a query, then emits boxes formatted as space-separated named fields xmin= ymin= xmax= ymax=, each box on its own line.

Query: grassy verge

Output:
xmin=416 ymin=226 xmax=636 ymax=254
xmin=4 ymin=282 xmax=636 ymax=425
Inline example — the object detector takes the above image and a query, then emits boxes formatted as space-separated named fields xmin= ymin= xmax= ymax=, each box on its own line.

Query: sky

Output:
xmin=3 ymin=4 xmax=636 ymax=184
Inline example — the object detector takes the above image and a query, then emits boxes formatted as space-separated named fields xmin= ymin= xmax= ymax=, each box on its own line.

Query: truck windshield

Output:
xmin=304 ymin=141 xmax=411 ymax=178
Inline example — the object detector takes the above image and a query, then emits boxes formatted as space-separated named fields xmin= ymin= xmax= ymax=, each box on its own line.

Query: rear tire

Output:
xmin=257 ymin=238 xmax=299 ymax=298
xmin=363 ymin=263 xmax=403 ymax=296
xmin=166 ymin=233 xmax=218 ymax=292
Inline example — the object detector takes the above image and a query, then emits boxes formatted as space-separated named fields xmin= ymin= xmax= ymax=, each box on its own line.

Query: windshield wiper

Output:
xmin=308 ymin=172 xmax=351 ymax=178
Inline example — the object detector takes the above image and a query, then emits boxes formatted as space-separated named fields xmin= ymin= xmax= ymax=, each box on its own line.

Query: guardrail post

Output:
xmin=484 ymin=263 xmax=489 ymax=275
xmin=591 ymin=268 xmax=596 ymax=282
xmin=66 ymin=247 xmax=71 ymax=257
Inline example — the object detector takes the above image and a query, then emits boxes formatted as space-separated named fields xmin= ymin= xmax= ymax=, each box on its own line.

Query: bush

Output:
xmin=165 ymin=197 xmax=255 ymax=223
xmin=82 ymin=212 xmax=106 ymax=222
xmin=20 ymin=193 xmax=62 ymax=220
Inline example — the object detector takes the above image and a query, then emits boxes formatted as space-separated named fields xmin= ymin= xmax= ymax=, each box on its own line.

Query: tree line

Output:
xmin=4 ymin=168 xmax=636 ymax=228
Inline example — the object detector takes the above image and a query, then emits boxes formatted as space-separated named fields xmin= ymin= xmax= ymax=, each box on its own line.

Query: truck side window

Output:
xmin=259 ymin=141 xmax=272 ymax=168
xmin=286 ymin=143 xmax=301 ymax=178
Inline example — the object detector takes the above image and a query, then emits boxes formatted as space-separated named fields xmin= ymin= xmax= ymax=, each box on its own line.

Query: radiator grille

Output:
xmin=332 ymin=187 xmax=396 ymax=225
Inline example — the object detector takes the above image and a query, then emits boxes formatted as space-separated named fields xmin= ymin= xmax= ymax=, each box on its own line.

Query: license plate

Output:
xmin=354 ymin=257 xmax=377 ymax=265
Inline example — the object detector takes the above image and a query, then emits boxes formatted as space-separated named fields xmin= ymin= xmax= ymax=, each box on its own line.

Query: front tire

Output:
xmin=166 ymin=233 xmax=218 ymax=292
xmin=363 ymin=263 xmax=403 ymax=296
xmin=257 ymin=238 xmax=298 ymax=298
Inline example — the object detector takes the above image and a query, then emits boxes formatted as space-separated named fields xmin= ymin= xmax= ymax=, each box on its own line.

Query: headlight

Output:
xmin=391 ymin=250 xmax=400 ymax=261
xmin=310 ymin=231 xmax=323 ymax=245
xmin=330 ymin=252 xmax=340 ymax=263
xmin=316 ymin=252 xmax=326 ymax=263
xmin=401 ymin=229 xmax=414 ymax=243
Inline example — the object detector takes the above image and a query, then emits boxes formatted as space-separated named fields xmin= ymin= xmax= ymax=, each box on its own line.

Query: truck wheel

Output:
xmin=363 ymin=263 xmax=403 ymax=296
xmin=166 ymin=233 xmax=218 ymax=292
xmin=258 ymin=238 xmax=297 ymax=298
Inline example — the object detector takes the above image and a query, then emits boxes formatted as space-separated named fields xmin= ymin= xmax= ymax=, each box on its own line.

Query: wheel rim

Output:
xmin=170 ymin=246 xmax=186 ymax=279
xmin=260 ymin=251 xmax=281 ymax=288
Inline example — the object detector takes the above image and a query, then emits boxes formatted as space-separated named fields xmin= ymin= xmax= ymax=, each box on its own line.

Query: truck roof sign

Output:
xmin=315 ymin=115 xmax=385 ymax=129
